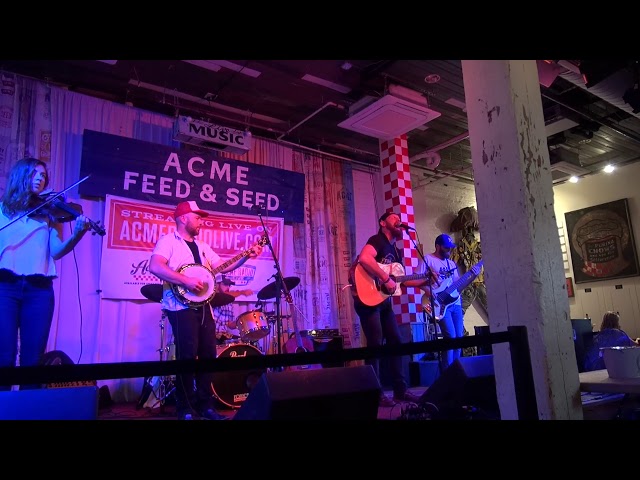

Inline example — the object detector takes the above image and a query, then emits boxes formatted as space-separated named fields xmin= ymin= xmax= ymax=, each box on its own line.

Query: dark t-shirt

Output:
xmin=366 ymin=230 xmax=402 ymax=265
xmin=349 ymin=231 xmax=402 ymax=303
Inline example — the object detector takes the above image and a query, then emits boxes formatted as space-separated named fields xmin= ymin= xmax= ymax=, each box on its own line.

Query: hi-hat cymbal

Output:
xmin=209 ymin=292 xmax=235 ymax=307
xmin=140 ymin=284 xmax=163 ymax=303
xmin=257 ymin=276 xmax=301 ymax=300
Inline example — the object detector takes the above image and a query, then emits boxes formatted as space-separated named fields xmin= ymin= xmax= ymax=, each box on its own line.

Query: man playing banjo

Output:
xmin=149 ymin=200 xmax=263 ymax=420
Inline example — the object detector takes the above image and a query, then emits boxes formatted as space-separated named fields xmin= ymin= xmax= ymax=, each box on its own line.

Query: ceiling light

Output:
xmin=445 ymin=97 xmax=466 ymax=112
xmin=183 ymin=60 xmax=221 ymax=72
xmin=341 ymin=62 xmax=353 ymax=71
xmin=210 ymin=61 xmax=261 ymax=78
xmin=568 ymin=176 xmax=579 ymax=183
xmin=301 ymin=74 xmax=351 ymax=93
xmin=603 ymin=164 xmax=615 ymax=173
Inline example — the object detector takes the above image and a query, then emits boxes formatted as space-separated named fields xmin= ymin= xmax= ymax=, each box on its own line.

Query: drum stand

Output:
xmin=136 ymin=310 xmax=176 ymax=411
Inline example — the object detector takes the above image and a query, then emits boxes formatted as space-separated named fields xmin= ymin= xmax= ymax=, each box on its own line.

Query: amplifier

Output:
xmin=308 ymin=328 xmax=340 ymax=338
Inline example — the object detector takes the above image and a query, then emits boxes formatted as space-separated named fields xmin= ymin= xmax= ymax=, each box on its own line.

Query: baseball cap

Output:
xmin=219 ymin=275 xmax=235 ymax=286
xmin=174 ymin=200 xmax=209 ymax=218
xmin=435 ymin=233 xmax=456 ymax=248
xmin=379 ymin=211 xmax=399 ymax=223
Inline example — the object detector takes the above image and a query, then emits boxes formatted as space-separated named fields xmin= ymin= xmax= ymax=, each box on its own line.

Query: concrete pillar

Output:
xmin=379 ymin=134 xmax=421 ymax=324
xmin=461 ymin=60 xmax=581 ymax=419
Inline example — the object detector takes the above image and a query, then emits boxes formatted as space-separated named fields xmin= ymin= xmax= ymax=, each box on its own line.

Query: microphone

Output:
xmin=397 ymin=223 xmax=416 ymax=231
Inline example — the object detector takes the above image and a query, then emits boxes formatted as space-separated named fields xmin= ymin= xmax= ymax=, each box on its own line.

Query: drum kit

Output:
xmin=137 ymin=275 xmax=301 ymax=410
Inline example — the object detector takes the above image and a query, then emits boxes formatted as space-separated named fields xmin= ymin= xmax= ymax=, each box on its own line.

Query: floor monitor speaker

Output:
xmin=0 ymin=386 xmax=99 ymax=420
xmin=419 ymin=354 xmax=499 ymax=418
xmin=233 ymin=365 xmax=381 ymax=420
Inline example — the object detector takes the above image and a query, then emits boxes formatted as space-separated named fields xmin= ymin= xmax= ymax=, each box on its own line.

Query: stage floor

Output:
xmin=98 ymin=387 xmax=429 ymax=421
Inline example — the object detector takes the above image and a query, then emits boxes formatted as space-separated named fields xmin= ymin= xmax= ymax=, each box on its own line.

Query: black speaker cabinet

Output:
xmin=233 ymin=365 xmax=381 ymax=420
xmin=419 ymin=355 xmax=499 ymax=418
xmin=0 ymin=386 xmax=99 ymax=420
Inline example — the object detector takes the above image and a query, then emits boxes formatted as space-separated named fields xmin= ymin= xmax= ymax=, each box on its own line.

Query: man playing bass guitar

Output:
xmin=421 ymin=233 xmax=465 ymax=370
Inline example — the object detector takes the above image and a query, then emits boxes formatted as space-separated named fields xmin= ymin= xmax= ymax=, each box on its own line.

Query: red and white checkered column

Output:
xmin=379 ymin=134 xmax=421 ymax=324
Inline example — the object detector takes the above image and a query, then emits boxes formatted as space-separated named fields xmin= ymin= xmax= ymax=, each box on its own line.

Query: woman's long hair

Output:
xmin=0 ymin=157 xmax=49 ymax=218
xmin=600 ymin=311 xmax=621 ymax=330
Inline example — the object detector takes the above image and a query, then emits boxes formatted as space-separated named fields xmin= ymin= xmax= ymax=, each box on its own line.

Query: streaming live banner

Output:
xmin=79 ymin=129 xmax=305 ymax=223
xmin=100 ymin=194 xmax=284 ymax=301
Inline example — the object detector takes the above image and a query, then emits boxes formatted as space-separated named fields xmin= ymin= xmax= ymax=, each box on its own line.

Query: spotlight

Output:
xmin=568 ymin=176 xmax=579 ymax=183
xmin=603 ymin=164 xmax=615 ymax=173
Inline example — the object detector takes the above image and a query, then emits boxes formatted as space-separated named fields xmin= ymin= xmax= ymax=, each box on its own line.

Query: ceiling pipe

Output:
xmin=128 ymin=79 xmax=285 ymax=125
xmin=277 ymin=139 xmax=380 ymax=171
xmin=277 ymin=101 xmax=344 ymax=141
xmin=409 ymin=131 xmax=470 ymax=164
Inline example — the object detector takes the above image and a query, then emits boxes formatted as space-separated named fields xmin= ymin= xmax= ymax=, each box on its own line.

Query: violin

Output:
xmin=29 ymin=193 xmax=106 ymax=236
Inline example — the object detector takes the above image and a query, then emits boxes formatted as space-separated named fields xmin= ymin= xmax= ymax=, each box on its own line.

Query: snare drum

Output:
xmin=211 ymin=343 xmax=266 ymax=409
xmin=236 ymin=310 xmax=270 ymax=342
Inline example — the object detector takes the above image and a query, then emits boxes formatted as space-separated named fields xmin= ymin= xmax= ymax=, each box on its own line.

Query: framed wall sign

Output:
xmin=565 ymin=198 xmax=640 ymax=284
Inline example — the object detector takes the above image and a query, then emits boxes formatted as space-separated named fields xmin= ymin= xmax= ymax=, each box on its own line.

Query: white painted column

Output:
xmin=461 ymin=60 xmax=581 ymax=420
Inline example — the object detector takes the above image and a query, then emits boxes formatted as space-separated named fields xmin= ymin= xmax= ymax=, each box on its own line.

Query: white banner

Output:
xmin=100 ymin=194 xmax=284 ymax=301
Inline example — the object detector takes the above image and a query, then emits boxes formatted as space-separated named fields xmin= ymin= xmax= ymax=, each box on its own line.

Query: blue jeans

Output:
xmin=437 ymin=303 xmax=464 ymax=370
xmin=0 ymin=273 xmax=55 ymax=391
xmin=354 ymin=297 xmax=408 ymax=398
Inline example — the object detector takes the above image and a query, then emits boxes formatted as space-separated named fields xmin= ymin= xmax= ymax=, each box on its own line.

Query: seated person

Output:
xmin=213 ymin=276 xmax=252 ymax=344
xmin=583 ymin=311 xmax=639 ymax=371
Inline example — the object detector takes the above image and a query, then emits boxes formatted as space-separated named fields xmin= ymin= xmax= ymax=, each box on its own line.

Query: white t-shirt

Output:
xmin=0 ymin=209 xmax=57 ymax=277
xmin=423 ymin=252 xmax=462 ymax=306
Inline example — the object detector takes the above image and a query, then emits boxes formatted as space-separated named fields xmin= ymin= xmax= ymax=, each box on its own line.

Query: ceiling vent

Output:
xmin=338 ymin=85 xmax=441 ymax=139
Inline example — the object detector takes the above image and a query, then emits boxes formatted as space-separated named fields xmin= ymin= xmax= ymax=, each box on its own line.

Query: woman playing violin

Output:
xmin=0 ymin=157 xmax=90 ymax=390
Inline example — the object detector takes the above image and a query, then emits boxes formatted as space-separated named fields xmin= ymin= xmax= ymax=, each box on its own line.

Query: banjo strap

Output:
xmin=184 ymin=239 xmax=202 ymax=265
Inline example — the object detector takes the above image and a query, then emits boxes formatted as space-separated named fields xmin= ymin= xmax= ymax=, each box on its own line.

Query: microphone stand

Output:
xmin=254 ymin=205 xmax=289 ymax=372
xmin=403 ymin=227 xmax=442 ymax=374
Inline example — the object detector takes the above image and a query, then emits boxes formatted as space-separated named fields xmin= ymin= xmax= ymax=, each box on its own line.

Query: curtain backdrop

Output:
xmin=3 ymin=72 xmax=368 ymax=401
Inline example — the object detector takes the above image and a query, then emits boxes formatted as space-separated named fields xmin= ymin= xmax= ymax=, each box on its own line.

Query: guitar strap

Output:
xmin=184 ymin=239 xmax=202 ymax=264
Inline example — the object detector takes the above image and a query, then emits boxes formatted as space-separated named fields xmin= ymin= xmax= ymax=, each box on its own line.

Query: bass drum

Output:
xmin=211 ymin=343 xmax=266 ymax=409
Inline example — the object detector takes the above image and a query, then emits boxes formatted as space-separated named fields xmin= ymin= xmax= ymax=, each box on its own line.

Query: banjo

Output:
xmin=171 ymin=236 xmax=267 ymax=307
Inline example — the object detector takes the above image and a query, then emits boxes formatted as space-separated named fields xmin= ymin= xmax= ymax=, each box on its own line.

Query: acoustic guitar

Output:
xmin=282 ymin=290 xmax=321 ymax=370
xmin=353 ymin=262 xmax=434 ymax=307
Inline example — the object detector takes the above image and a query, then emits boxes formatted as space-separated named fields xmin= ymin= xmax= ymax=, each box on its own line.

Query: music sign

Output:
xmin=79 ymin=129 xmax=305 ymax=223
xmin=100 ymin=195 xmax=284 ymax=300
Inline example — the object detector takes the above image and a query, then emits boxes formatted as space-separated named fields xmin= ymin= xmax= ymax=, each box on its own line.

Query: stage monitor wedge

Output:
xmin=233 ymin=365 xmax=381 ymax=420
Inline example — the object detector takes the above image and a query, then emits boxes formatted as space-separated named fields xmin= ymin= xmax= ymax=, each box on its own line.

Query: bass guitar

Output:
xmin=422 ymin=259 xmax=484 ymax=321
xmin=282 ymin=290 xmax=321 ymax=370
xmin=171 ymin=236 xmax=267 ymax=307
xmin=353 ymin=262 xmax=434 ymax=307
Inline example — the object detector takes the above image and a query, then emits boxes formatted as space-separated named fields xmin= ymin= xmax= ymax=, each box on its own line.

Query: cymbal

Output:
xmin=210 ymin=292 xmax=235 ymax=307
xmin=140 ymin=284 xmax=163 ymax=303
xmin=257 ymin=276 xmax=301 ymax=300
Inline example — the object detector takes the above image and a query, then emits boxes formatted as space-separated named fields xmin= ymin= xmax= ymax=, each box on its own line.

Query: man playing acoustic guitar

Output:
xmin=350 ymin=211 xmax=435 ymax=407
